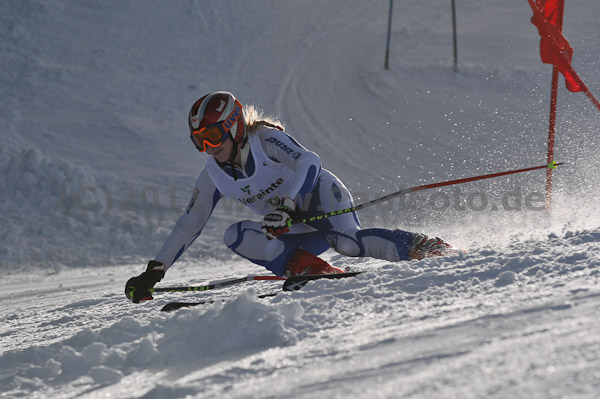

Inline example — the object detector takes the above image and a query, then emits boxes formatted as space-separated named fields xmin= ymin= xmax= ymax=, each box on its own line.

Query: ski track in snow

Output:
xmin=2 ymin=0 xmax=600 ymax=397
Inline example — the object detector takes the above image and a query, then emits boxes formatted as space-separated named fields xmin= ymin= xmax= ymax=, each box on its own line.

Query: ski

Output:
xmin=282 ymin=271 xmax=362 ymax=291
xmin=154 ymin=275 xmax=284 ymax=294
xmin=161 ymin=300 xmax=213 ymax=311
xmin=161 ymin=272 xmax=362 ymax=312
xmin=161 ymin=292 xmax=279 ymax=312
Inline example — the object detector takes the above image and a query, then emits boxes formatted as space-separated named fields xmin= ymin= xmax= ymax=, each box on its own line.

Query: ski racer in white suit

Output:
xmin=125 ymin=92 xmax=452 ymax=303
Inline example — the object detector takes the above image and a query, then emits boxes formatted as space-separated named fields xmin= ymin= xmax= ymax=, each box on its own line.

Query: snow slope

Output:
xmin=1 ymin=0 xmax=600 ymax=398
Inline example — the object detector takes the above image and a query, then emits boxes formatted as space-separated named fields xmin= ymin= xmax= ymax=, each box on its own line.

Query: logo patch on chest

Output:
xmin=238 ymin=178 xmax=284 ymax=205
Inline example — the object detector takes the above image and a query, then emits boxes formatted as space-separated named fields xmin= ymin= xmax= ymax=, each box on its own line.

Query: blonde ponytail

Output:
xmin=243 ymin=104 xmax=284 ymax=134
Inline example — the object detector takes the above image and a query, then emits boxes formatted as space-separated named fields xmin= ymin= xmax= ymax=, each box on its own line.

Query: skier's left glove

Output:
xmin=125 ymin=260 xmax=165 ymax=303
xmin=261 ymin=197 xmax=296 ymax=240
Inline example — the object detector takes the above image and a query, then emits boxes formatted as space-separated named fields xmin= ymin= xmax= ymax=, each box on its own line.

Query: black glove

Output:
xmin=125 ymin=260 xmax=165 ymax=303
xmin=261 ymin=197 xmax=296 ymax=240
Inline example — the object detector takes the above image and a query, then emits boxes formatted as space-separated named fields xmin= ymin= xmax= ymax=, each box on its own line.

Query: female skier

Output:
xmin=125 ymin=91 xmax=452 ymax=303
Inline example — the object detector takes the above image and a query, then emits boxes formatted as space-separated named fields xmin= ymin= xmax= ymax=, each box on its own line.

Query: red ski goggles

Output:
xmin=190 ymin=100 xmax=243 ymax=152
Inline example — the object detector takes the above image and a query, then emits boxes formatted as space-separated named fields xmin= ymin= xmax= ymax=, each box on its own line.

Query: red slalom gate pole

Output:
xmin=546 ymin=66 xmax=559 ymax=212
xmin=290 ymin=162 xmax=563 ymax=225
xmin=544 ymin=0 xmax=564 ymax=213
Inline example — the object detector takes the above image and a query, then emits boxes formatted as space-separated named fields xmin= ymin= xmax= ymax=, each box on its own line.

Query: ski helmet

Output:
xmin=188 ymin=91 xmax=246 ymax=152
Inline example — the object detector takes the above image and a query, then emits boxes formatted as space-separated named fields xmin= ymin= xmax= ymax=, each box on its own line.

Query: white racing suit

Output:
xmin=154 ymin=127 xmax=416 ymax=276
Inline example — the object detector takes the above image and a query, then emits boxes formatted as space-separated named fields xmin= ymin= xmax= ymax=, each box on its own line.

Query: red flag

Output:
xmin=529 ymin=0 xmax=583 ymax=92
xmin=537 ymin=0 xmax=560 ymax=26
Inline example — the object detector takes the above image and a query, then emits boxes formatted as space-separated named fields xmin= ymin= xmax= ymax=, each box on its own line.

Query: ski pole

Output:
xmin=154 ymin=275 xmax=285 ymax=293
xmin=289 ymin=162 xmax=563 ymax=225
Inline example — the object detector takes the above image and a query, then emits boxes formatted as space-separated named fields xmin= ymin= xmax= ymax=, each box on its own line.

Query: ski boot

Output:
xmin=285 ymin=249 xmax=345 ymax=277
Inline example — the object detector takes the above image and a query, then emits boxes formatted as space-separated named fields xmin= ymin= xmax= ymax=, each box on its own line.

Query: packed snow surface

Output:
xmin=1 ymin=0 xmax=600 ymax=398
